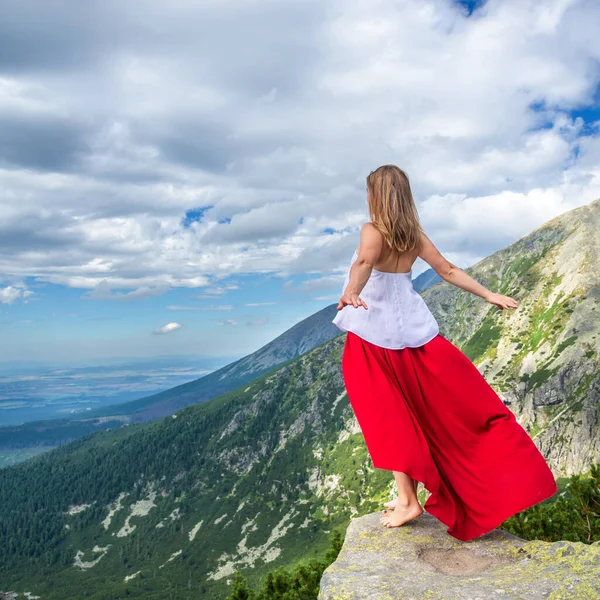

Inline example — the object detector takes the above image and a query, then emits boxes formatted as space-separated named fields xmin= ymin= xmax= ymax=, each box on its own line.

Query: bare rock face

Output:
xmin=318 ymin=512 xmax=600 ymax=600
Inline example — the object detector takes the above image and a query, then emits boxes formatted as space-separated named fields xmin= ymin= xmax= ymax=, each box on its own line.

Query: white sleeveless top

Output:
xmin=332 ymin=250 xmax=439 ymax=349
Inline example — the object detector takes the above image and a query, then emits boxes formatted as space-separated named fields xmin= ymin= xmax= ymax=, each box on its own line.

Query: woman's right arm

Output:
xmin=418 ymin=231 xmax=518 ymax=310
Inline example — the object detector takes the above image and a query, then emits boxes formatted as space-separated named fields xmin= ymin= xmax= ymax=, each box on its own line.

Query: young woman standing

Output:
xmin=332 ymin=165 xmax=557 ymax=541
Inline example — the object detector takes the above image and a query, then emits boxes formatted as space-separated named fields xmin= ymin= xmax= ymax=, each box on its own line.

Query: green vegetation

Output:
xmin=461 ymin=311 xmax=502 ymax=363
xmin=503 ymin=464 xmax=600 ymax=543
xmin=0 ymin=336 xmax=382 ymax=600
xmin=225 ymin=529 xmax=344 ymax=600
xmin=555 ymin=335 xmax=578 ymax=355
xmin=0 ymin=417 xmax=130 ymax=453
xmin=495 ymin=236 xmax=564 ymax=296
xmin=527 ymin=365 xmax=561 ymax=389
xmin=0 ymin=446 xmax=53 ymax=468
xmin=526 ymin=292 xmax=572 ymax=354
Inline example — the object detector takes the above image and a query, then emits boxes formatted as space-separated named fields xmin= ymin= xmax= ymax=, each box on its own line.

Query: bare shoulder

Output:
xmin=419 ymin=228 xmax=431 ymax=243
xmin=417 ymin=229 xmax=436 ymax=253
xmin=357 ymin=222 xmax=384 ymax=261
xmin=417 ymin=230 xmax=451 ymax=273
xmin=361 ymin=221 xmax=378 ymax=232
xmin=361 ymin=221 xmax=383 ymax=241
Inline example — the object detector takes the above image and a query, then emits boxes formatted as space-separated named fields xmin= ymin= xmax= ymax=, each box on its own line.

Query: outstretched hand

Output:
xmin=485 ymin=292 xmax=518 ymax=310
xmin=337 ymin=292 xmax=368 ymax=311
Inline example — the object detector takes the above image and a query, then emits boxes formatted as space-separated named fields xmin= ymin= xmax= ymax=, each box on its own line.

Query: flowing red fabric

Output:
xmin=341 ymin=330 xmax=558 ymax=542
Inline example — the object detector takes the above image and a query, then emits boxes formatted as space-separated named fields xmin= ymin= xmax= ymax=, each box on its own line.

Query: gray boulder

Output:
xmin=318 ymin=511 xmax=600 ymax=599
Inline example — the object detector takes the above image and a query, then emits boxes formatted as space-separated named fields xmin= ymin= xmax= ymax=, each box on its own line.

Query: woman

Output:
xmin=332 ymin=164 xmax=557 ymax=542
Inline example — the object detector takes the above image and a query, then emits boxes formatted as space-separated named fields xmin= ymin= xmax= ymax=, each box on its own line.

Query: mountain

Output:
xmin=420 ymin=198 xmax=600 ymax=475
xmin=0 ymin=335 xmax=371 ymax=600
xmin=87 ymin=303 xmax=344 ymax=422
xmin=0 ymin=199 xmax=598 ymax=600
xmin=412 ymin=267 xmax=442 ymax=292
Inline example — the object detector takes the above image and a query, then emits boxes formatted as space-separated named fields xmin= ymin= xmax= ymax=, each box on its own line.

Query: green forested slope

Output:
xmin=1 ymin=337 xmax=391 ymax=599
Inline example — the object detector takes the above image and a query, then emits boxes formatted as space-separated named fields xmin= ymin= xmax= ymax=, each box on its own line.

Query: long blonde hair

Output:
xmin=366 ymin=165 xmax=423 ymax=253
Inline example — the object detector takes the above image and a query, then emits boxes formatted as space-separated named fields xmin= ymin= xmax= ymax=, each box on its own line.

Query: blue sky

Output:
xmin=2 ymin=272 xmax=331 ymax=362
xmin=455 ymin=0 xmax=487 ymax=15
xmin=1 ymin=0 xmax=600 ymax=363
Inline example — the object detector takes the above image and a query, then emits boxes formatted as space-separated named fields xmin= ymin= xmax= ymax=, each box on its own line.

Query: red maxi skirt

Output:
xmin=341 ymin=330 xmax=558 ymax=542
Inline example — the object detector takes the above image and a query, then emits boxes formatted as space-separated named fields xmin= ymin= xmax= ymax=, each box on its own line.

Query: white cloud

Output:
xmin=166 ymin=304 xmax=234 ymax=311
xmin=243 ymin=302 xmax=277 ymax=306
xmin=0 ymin=285 xmax=34 ymax=304
xmin=247 ymin=317 xmax=268 ymax=326
xmin=1 ymin=0 xmax=599 ymax=297
xmin=193 ymin=283 xmax=240 ymax=298
xmin=153 ymin=322 xmax=182 ymax=335
xmin=284 ymin=275 xmax=345 ymax=294
xmin=88 ymin=282 xmax=172 ymax=301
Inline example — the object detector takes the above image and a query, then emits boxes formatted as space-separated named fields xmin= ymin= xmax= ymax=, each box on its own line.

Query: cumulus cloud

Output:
xmin=1 ymin=0 xmax=599 ymax=296
xmin=284 ymin=275 xmax=346 ymax=294
xmin=194 ymin=283 xmax=240 ymax=298
xmin=88 ymin=281 xmax=172 ymax=301
xmin=0 ymin=285 xmax=34 ymax=304
xmin=153 ymin=322 xmax=182 ymax=335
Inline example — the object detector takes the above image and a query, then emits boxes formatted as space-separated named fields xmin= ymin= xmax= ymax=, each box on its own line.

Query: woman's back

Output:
xmin=332 ymin=246 xmax=439 ymax=349
xmin=355 ymin=241 xmax=420 ymax=275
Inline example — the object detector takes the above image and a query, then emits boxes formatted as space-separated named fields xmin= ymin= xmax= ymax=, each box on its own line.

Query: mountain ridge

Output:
xmin=0 ymin=304 xmax=343 ymax=457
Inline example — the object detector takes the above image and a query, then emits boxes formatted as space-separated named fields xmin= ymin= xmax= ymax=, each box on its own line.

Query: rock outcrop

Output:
xmin=319 ymin=511 xmax=600 ymax=599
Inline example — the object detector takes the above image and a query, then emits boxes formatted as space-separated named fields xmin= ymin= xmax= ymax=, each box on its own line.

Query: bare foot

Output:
xmin=380 ymin=502 xmax=423 ymax=528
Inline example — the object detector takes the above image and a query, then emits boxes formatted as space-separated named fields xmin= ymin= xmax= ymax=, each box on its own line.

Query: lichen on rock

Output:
xmin=318 ymin=511 xmax=600 ymax=599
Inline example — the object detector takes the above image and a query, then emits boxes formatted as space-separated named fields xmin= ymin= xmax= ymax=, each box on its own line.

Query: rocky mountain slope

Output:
xmin=0 ymin=199 xmax=598 ymax=600
xmin=421 ymin=198 xmax=600 ymax=476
